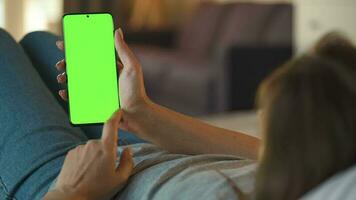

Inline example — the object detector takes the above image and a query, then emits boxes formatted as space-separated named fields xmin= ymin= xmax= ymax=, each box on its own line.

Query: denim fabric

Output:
xmin=0 ymin=29 xmax=143 ymax=199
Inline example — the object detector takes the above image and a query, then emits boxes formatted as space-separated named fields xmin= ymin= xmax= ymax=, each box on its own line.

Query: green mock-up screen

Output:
xmin=63 ymin=13 xmax=119 ymax=125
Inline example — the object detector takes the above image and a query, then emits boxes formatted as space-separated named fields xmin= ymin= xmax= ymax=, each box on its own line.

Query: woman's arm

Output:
xmin=56 ymin=29 xmax=260 ymax=160
xmin=127 ymin=100 xmax=260 ymax=159
xmin=113 ymin=29 xmax=260 ymax=159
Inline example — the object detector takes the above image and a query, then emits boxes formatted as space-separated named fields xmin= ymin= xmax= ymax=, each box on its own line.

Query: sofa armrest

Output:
xmin=227 ymin=45 xmax=293 ymax=110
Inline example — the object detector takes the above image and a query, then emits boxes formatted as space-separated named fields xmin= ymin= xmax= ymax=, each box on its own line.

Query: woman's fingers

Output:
xmin=102 ymin=109 xmax=123 ymax=149
xmin=56 ymin=59 xmax=66 ymax=71
xmin=57 ymin=70 xmax=67 ymax=100
xmin=57 ymin=72 xmax=67 ymax=83
xmin=55 ymin=41 xmax=67 ymax=101
xmin=56 ymin=41 xmax=64 ymax=51
xmin=115 ymin=148 xmax=134 ymax=182
xmin=59 ymin=90 xmax=68 ymax=101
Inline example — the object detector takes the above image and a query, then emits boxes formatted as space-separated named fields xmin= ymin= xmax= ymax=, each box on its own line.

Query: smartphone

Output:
xmin=63 ymin=13 xmax=120 ymax=125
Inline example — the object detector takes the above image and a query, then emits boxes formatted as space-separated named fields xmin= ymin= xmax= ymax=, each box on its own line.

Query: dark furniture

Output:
xmin=131 ymin=2 xmax=294 ymax=115
xmin=228 ymin=46 xmax=293 ymax=110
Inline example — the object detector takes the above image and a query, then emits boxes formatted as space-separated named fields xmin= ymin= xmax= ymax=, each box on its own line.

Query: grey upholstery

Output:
xmin=133 ymin=2 xmax=293 ymax=115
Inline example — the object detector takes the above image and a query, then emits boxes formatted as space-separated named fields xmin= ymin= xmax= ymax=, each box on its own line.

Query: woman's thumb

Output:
xmin=114 ymin=28 xmax=138 ymax=71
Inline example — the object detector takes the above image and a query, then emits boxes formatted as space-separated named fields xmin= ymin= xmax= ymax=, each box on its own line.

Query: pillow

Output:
xmin=301 ymin=165 xmax=356 ymax=200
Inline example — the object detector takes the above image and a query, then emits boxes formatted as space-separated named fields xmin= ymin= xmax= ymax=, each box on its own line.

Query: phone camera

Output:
xmin=86 ymin=15 xmax=89 ymax=18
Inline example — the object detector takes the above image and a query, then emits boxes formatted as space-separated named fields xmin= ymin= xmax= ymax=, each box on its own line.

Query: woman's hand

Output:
xmin=55 ymin=28 xmax=149 ymax=131
xmin=43 ymin=109 xmax=134 ymax=200
xmin=114 ymin=29 xmax=149 ymax=114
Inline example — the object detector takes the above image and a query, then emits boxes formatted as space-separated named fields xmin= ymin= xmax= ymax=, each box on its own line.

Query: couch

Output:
xmin=131 ymin=2 xmax=293 ymax=116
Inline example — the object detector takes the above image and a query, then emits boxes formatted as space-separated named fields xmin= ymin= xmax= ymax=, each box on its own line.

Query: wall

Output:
xmin=0 ymin=0 xmax=4 ymax=27
xmin=2 ymin=0 xmax=62 ymax=40
xmin=4 ymin=0 xmax=24 ymax=40
xmin=294 ymin=0 xmax=356 ymax=53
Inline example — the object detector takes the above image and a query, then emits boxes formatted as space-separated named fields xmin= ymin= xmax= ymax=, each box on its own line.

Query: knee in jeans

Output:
xmin=21 ymin=31 xmax=57 ymax=43
xmin=0 ymin=28 xmax=15 ymax=42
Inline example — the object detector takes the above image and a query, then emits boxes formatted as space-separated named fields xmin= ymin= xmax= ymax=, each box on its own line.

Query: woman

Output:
xmin=0 ymin=28 xmax=257 ymax=200
xmin=255 ymin=34 xmax=356 ymax=199
xmin=49 ymin=31 xmax=356 ymax=199
xmin=0 ymin=27 xmax=354 ymax=200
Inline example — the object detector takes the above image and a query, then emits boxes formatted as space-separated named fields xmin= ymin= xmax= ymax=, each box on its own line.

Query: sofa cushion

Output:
xmin=214 ymin=3 xmax=293 ymax=57
xmin=262 ymin=4 xmax=293 ymax=46
xmin=177 ymin=2 xmax=226 ymax=58
xmin=215 ymin=3 xmax=276 ymax=51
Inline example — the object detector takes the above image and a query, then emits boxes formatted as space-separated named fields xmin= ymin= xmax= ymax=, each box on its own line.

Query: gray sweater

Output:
xmin=49 ymin=143 xmax=257 ymax=200
xmin=116 ymin=143 xmax=256 ymax=200
xmin=50 ymin=143 xmax=356 ymax=199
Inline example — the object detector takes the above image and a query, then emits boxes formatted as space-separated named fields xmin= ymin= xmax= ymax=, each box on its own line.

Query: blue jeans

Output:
xmin=0 ymin=29 xmax=144 ymax=199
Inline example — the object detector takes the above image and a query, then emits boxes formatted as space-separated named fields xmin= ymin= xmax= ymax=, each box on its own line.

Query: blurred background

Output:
xmin=1 ymin=0 xmax=355 ymax=134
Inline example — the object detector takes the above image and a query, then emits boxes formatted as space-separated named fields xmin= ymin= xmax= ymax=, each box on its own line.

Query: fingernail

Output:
xmin=118 ymin=28 xmax=124 ymax=40
xmin=57 ymin=73 xmax=65 ymax=81
xmin=127 ymin=147 xmax=133 ymax=156
xmin=55 ymin=60 xmax=61 ymax=66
